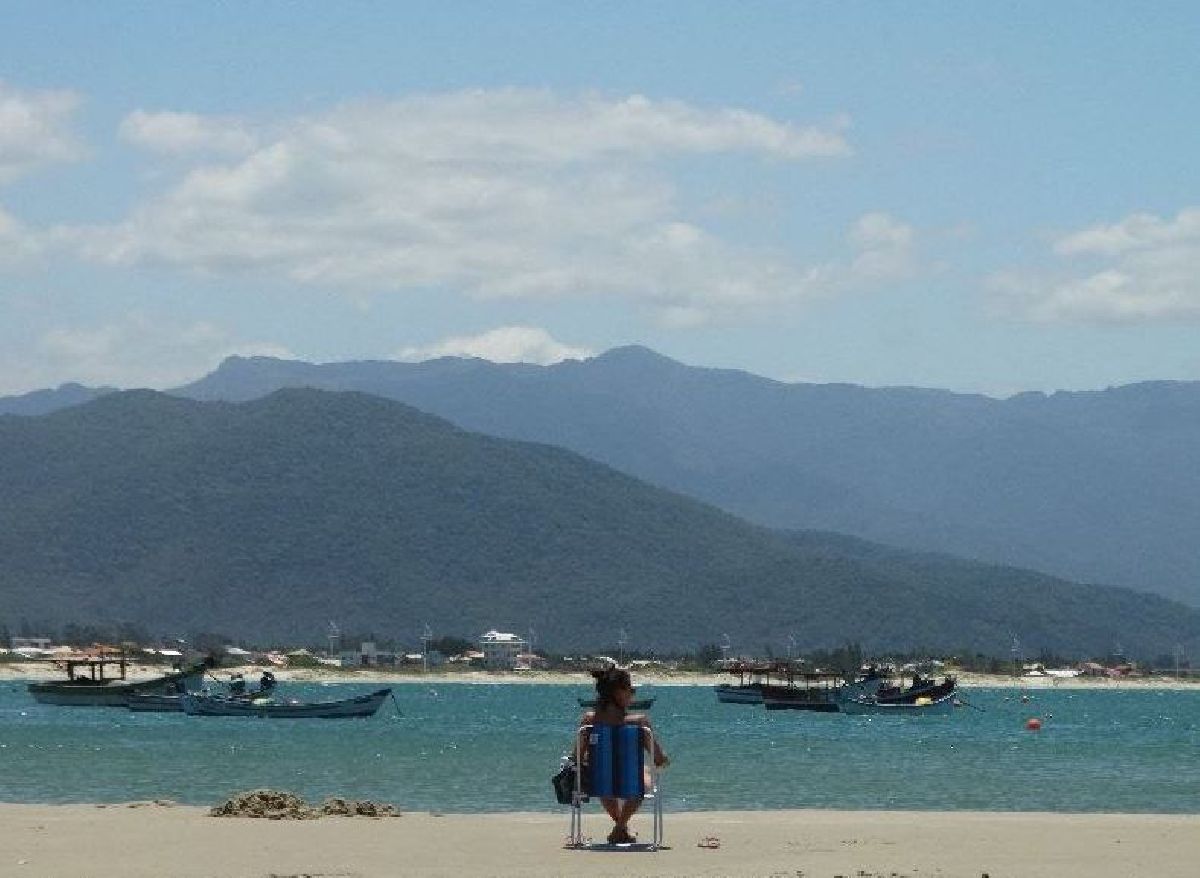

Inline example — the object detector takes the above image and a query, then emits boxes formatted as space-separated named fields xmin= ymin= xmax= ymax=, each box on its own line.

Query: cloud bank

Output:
xmin=396 ymin=326 xmax=592 ymax=365
xmin=991 ymin=207 xmax=1200 ymax=323
xmin=60 ymin=90 xmax=870 ymax=321
xmin=0 ymin=81 xmax=84 ymax=184
xmin=0 ymin=315 xmax=292 ymax=394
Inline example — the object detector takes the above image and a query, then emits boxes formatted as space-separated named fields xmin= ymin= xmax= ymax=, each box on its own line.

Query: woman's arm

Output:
xmin=634 ymin=716 xmax=669 ymax=767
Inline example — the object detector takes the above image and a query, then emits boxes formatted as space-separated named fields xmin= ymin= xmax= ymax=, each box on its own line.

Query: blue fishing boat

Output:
xmin=180 ymin=688 xmax=391 ymax=718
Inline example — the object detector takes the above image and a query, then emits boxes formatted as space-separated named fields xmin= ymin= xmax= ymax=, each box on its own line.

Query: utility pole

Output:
xmin=422 ymin=624 xmax=432 ymax=674
xmin=327 ymin=622 xmax=340 ymax=660
xmin=617 ymin=628 xmax=628 ymax=666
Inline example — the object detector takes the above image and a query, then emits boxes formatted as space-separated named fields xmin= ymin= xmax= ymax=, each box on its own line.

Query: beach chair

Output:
xmin=567 ymin=721 xmax=664 ymax=850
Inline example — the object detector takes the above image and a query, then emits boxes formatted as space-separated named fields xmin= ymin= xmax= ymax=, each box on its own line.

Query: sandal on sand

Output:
xmin=608 ymin=826 xmax=635 ymax=845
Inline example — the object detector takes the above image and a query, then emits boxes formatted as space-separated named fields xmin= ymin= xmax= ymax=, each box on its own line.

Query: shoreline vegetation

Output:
xmin=2 ymin=804 xmax=1197 ymax=878
xmin=1 ymin=660 xmax=1196 ymax=689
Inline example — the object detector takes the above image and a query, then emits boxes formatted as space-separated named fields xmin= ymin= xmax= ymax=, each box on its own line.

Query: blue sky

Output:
xmin=1 ymin=3 xmax=1198 ymax=395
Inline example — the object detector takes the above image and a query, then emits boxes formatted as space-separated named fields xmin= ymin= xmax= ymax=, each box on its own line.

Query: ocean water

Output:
xmin=0 ymin=681 xmax=1196 ymax=813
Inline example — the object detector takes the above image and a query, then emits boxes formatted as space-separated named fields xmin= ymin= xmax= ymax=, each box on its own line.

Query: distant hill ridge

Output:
xmin=5 ymin=347 xmax=1199 ymax=606
xmin=0 ymin=388 xmax=1197 ymax=656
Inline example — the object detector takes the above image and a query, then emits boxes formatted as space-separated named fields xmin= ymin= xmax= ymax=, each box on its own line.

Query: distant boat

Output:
xmin=577 ymin=696 xmax=655 ymax=710
xmin=125 ymin=692 xmax=185 ymax=712
xmin=180 ymin=688 xmax=391 ymax=718
xmin=762 ymin=666 xmax=891 ymax=712
xmin=863 ymin=674 xmax=956 ymax=706
xmin=28 ymin=656 xmax=207 ymax=707
xmin=715 ymin=661 xmax=782 ymax=704
xmin=839 ymin=691 xmax=956 ymax=715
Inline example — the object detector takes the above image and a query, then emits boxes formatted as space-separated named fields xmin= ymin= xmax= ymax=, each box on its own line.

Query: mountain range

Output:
xmin=143 ymin=347 xmax=1200 ymax=608
xmin=1 ymin=388 xmax=1197 ymax=656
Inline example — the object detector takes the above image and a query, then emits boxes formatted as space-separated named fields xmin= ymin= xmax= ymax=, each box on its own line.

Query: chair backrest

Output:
xmin=580 ymin=723 xmax=645 ymax=798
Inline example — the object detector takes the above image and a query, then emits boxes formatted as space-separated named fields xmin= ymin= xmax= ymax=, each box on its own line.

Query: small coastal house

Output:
xmin=478 ymin=630 xmax=527 ymax=669
xmin=12 ymin=636 xmax=53 ymax=653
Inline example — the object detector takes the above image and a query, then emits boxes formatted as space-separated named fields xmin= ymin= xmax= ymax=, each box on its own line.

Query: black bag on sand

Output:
xmin=552 ymin=761 xmax=578 ymax=805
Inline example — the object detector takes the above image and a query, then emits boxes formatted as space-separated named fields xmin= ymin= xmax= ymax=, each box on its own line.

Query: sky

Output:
xmin=1 ymin=2 xmax=1198 ymax=397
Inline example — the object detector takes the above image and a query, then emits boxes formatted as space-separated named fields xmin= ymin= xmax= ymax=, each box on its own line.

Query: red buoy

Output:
xmin=1025 ymin=717 xmax=1043 ymax=731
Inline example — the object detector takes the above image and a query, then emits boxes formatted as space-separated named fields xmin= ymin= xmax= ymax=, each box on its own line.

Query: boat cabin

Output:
xmin=60 ymin=655 xmax=128 ymax=684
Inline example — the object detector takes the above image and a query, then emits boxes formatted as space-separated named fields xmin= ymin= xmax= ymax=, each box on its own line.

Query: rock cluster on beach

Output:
xmin=209 ymin=789 xmax=400 ymax=820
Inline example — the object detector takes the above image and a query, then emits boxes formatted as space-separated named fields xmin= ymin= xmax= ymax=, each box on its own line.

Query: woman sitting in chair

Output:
xmin=577 ymin=666 xmax=669 ymax=845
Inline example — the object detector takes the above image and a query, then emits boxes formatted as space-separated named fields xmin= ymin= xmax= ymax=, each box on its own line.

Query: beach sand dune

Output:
xmin=2 ymin=805 xmax=1197 ymax=877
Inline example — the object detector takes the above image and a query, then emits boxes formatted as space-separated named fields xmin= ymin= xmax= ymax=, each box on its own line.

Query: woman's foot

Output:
xmin=607 ymin=825 xmax=635 ymax=845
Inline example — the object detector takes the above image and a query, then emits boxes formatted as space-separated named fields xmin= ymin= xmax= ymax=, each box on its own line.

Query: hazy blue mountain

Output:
xmin=0 ymin=382 xmax=116 ymax=416
xmin=167 ymin=348 xmax=1200 ymax=606
xmin=2 ymin=389 xmax=1197 ymax=655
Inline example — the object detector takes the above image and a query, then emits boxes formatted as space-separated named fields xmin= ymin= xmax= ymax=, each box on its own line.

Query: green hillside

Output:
xmin=1 ymin=389 xmax=1196 ymax=656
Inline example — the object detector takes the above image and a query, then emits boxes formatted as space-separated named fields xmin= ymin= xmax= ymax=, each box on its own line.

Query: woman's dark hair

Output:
xmin=591 ymin=666 xmax=632 ymax=708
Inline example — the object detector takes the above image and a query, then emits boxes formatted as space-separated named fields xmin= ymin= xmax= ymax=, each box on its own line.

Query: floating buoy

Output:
xmin=1025 ymin=717 xmax=1042 ymax=731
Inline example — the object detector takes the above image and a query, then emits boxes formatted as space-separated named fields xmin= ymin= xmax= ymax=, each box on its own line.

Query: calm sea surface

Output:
xmin=0 ymin=682 xmax=1196 ymax=813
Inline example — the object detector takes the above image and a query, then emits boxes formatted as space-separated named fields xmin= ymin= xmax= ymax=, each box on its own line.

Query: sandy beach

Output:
xmin=2 ymin=661 xmax=1196 ymax=689
xmin=1 ymin=804 xmax=1196 ymax=878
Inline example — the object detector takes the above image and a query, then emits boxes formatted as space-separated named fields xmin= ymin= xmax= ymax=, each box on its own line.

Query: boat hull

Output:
xmin=763 ymin=697 xmax=840 ymax=712
xmin=125 ymin=693 xmax=184 ymax=712
xmin=28 ymin=664 xmax=206 ymax=707
xmin=839 ymin=692 xmax=957 ymax=715
xmin=181 ymin=688 xmax=391 ymax=718
xmin=714 ymin=685 xmax=764 ymax=704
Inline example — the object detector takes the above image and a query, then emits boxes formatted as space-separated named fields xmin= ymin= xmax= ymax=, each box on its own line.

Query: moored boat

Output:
xmin=714 ymin=661 xmax=783 ymax=704
xmin=125 ymin=692 xmax=185 ymax=712
xmin=180 ymin=687 xmax=391 ymax=718
xmin=28 ymin=656 xmax=208 ymax=707
xmin=862 ymin=673 xmax=957 ymax=706
xmin=763 ymin=666 xmax=890 ymax=712
xmin=839 ymin=691 xmax=957 ymax=715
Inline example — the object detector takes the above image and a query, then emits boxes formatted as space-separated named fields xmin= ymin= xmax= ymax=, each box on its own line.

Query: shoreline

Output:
xmin=3 ymin=804 xmax=1197 ymax=877
xmin=2 ymin=661 xmax=1197 ymax=689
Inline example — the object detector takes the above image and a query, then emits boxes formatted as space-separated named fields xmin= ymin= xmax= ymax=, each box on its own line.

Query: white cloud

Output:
xmin=0 ymin=81 xmax=84 ymax=184
xmin=396 ymin=326 xmax=592 ymax=365
xmin=848 ymin=212 xmax=917 ymax=283
xmin=13 ymin=315 xmax=293 ymax=392
xmin=990 ymin=207 xmax=1200 ymax=323
xmin=60 ymin=89 xmax=861 ymax=321
xmin=0 ymin=205 xmax=43 ymax=264
xmin=119 ymin=110 xmax=258 ymax=156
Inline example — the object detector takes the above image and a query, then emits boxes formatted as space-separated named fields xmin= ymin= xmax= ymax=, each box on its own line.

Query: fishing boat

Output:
xmin=714 ymin=661 xmax=782 ymax=704
xmin=762 ymin=666 xmax=890 ymax=712
xmin=125 ymin=692 xmax=185 ymax=712
xmin=180 ymin=687 xmax=392 ymax=718
xmin=839 ymin=691 xmax=956 ymax=715
xmin=865 ymin=673 xmax=957 ymax=705
xmin=577 ymin=696 xmax=655 ymax=710
xmin=28 ymin=655 xmax=207 ymax=707
xmin=128 ymin=669 xmax=278 ymax=712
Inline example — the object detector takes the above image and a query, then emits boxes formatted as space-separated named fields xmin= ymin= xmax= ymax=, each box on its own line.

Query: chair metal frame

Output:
xmin=567 ymin=720 xmax=663 ymax=850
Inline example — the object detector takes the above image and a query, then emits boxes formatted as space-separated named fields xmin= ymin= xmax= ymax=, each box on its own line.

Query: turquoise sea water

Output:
xmin=0 ymin=682 xmax=1197 ymax=813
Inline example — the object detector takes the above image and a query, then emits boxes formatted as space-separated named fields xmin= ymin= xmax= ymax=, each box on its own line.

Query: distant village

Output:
xmin=1 ymin=628 xmax=1192 ymax=680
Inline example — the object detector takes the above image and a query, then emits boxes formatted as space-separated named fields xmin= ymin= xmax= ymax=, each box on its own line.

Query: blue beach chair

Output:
xmin=568 ymin=721 xmax=664 ymax=850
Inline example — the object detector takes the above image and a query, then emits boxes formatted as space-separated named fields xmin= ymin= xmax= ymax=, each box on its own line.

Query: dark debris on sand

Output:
xmin=209 ymin=789 xmax=401 ymax=820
